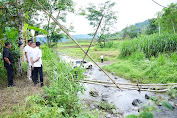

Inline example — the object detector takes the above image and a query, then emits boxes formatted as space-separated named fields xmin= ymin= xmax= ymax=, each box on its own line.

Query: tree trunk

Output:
xmin=16 ymin=0 xmax=24 ymax=76
xmin=171 ymin=19 xmax=175 ymax=33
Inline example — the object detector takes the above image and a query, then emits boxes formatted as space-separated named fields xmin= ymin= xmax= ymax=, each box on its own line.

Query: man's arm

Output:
xmin=33 ymin=57 xmax=40 ymax=63
xmin=30 ymin=56 xmax=34 ymax=67
xmin=25 ymin=52 xmax=29 ymax=63
xmin=4 ymin=57 xmax=11 ymax=65
xmin=33 ymin=50 xmax=41 ymax=63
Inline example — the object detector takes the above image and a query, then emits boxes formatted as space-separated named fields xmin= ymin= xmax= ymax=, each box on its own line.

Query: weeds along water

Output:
xmin=1 ymin=45 xmax=100 ymax=118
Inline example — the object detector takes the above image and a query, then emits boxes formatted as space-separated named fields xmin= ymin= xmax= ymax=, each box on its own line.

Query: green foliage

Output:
xmin=139 ymin=112 xmax=153 ymax=118
xmin=8 ymin=46 xmax=97 ymax=117
xmin=156 ymin=3 xmax=177 ymax=33
xmin=146 ymin=18 xmax=158 ymax=35
xmin=97 ymin=101 xmax=116 ymax=113
xmin=161 ymin=101 xmax=174 ymax=110
xmin=126 ymin=115 xmax=138 ymax=118
xmin=167 ymin=87 xmax=177 ymax=98
xmin=120 ymin=33 xmax=177 ymax=58
xmin=28 ymin=26 xmax=49 ymax=35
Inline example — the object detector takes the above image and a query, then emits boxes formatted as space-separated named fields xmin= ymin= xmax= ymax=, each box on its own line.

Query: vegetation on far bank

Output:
xmin=57 ymin=33 xmax=177 ymax=84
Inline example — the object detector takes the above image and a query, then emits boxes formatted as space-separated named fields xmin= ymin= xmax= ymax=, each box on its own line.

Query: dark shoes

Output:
xmin=41 ymin=83 xmax=44 ymax=87
xmin=8 ymin=84 xmax=16 ymax=88
xmin=34 ymin=82 xmax=44 ymax=87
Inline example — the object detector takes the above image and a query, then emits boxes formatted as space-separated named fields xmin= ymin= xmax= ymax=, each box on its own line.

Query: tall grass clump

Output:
xmin=4 ymin=45 xmax=98 ymax=118
xmin=120 ymin=33 xmax=177 ymax=58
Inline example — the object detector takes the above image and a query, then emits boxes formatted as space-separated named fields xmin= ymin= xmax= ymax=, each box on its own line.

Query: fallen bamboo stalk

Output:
xmin=82 ymin=79 xmax=177 ymax=86
xmin=34 ymin=0 xmax=121 ymax=90
xmin=80 ymin=81 xmax=168 ymax=92
xmin=80 ymin=81 xmax=169 ymax=89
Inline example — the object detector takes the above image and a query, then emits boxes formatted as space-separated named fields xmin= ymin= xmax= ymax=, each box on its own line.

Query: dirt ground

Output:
xmin=0 ymin=77 xmax=43 ymax=116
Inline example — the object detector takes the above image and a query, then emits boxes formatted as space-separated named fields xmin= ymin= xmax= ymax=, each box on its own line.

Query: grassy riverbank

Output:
xmin=0 ymin=46 xmax=100 ymax=117
xmin=57 ymin=33 xmax=177 ymax=84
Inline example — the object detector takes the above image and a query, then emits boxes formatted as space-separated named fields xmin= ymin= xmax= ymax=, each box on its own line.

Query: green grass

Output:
xmin=57 ymin=40 xmax=122 ymax=62
xmin=103 ymin=52 xmax=177 ymax=84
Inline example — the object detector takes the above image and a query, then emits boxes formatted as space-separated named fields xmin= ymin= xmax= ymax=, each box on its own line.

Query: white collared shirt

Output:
xmin=24 ymin=45 xmax=30 ymax=61
xmin=31 ymin=47 xmax=42 ymax=67
xmin=27 ymin=47 xmax=34 ymax=66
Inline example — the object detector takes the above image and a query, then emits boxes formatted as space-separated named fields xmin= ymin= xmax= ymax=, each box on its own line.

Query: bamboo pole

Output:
xmin=34 ymin=0 xmax=121 ymax=90
xmin=82 ymin=79 xmax=177 ymax=86
xmin=80 ymin=81 xmax=168 ymax=92
xmin=81 ymin=81 xmax=169 ymax=89
xmin=82 ymin=15 xmax=104 ymax=62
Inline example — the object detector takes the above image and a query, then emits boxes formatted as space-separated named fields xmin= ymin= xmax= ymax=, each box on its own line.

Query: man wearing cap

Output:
xmin=24 ymin=39 xmax=32 ymax=80
xmin=3 ymin=42 xmax=15 ymax=87
xmin=30 ymin=42 xmax=44 ymax=87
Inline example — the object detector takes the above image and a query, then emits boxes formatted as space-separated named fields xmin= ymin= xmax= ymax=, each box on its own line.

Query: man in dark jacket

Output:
xmin=3 ymin=42 xmax=15 ymax=87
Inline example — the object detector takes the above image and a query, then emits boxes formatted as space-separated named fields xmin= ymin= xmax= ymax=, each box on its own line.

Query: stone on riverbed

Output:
xmin=89 ymin=89 xmax=99 ymax=97
xmin=132 ymin=99 xmax=142 ymax=106
xmin=145 ymin=94 xmax=150 ymax=99
xmin=114 ymin=76 xmax=118 ymax=79
xmin=102 ymin=94 xmax=110 ymax=101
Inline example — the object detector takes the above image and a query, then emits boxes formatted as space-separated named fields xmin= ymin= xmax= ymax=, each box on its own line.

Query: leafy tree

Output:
xmin=40 ymin=0 xmax=74 ymax=47
xmin=146 ymin=18 xmax=158 ymax=35
xmin=85 ymin=1 xmax=118 ymax=48
xmin=123 ymin=25 xmax=139 ymax=39
xmin=156 ymin=3 xmax=177 ymax=34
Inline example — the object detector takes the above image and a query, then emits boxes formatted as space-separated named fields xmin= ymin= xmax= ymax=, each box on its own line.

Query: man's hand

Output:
xmin=32 ymin=64 xmax=34 ymax=68
xmin=27 ymin=59 xmax=29 ymax=63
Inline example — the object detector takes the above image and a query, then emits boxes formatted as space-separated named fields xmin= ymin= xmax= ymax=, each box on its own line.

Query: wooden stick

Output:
xmin=82 ymin=15 xmax=104 ymax=62
xmin=34 ymin=0 xmax=121 ymax=90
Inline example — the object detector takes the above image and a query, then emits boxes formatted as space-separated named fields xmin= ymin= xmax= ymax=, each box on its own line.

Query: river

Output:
xmin=59 ymin=53 xmax=177 ymax=118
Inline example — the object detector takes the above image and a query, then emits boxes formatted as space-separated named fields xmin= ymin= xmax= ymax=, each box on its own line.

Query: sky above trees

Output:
xmin=66 ymin=0 xmax=176 ymax=34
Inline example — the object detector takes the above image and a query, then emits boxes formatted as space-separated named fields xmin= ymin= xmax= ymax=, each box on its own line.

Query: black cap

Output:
xmin=18 ymin=41 xmax=23 ymax=45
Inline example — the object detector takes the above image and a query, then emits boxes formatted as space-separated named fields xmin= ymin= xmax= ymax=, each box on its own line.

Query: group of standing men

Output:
xmin=3 ymin=40 xmax=44 ymax=87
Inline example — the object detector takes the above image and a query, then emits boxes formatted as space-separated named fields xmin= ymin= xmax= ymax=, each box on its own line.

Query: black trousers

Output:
xmin=6 ymin=65 xmax=14 ymax=86
xmin=31 ymin=66 xmax=35 ymax=82
xmin=33 ymin=65 xmax=43 ymax=84
xmin=101 ymin=59 xmax=103 ymax=63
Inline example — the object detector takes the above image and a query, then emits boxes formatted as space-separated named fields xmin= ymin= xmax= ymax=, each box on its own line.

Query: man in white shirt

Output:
xmin=24 ymin=40 xmax=32 ymax=79
xmin=29 ymin=42 xmax=36 ymax=81
xmin=30 ymin=42 xmax=44 ymax=87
